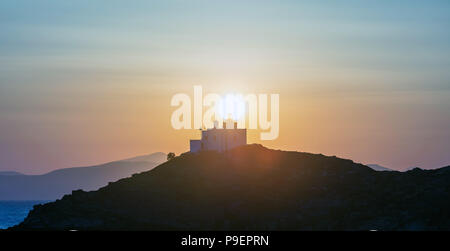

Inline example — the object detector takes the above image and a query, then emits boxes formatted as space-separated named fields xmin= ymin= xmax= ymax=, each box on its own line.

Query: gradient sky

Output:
xmin=1 ymin=0 xmax=449 ymax=174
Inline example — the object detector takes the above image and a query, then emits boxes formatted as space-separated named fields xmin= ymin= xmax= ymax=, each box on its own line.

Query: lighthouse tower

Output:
xmin=189 ymin=119 xmax=246 ymax=153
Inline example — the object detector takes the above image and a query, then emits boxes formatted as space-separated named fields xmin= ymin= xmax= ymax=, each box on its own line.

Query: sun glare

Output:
xmin=218 ymin=94 xmax=246 ymax=121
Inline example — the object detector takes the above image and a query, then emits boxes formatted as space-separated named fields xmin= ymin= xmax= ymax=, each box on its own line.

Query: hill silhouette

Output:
xmin=11 ymin=145 xmax=450 ymax=230
xmin=0 ymin=152 xmax=166 ymax=200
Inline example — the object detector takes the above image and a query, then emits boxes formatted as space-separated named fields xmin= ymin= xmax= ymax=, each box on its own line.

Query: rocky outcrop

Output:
xmin=11 ymin=145 xmax=450 ymax=230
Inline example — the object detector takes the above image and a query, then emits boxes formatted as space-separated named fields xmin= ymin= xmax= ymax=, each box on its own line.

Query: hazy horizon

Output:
xmin=1 ymin=0 xmax=449 ymax=174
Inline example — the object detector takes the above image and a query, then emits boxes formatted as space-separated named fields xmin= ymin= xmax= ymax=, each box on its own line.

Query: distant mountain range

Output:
xmin=0 ymin=152 xmax=166 ymax=200
xmin=12 ymin=145 xmax=450 ymax=230
xmin=0 ymin=171 xmax=24 ymax=176
xmin=367 ymin=164 xmax=424 ymax=172
xmin=366 ymin=164 xmax=394 ymax=171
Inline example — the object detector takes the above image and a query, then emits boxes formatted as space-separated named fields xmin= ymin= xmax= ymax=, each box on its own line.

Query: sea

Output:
xmin=0 ymin=200 xmax=50 ymax=229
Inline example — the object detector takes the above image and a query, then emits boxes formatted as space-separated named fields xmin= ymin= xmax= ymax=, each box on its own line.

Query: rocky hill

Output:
xmin=11 ymin=145 xmax=450 ymax=230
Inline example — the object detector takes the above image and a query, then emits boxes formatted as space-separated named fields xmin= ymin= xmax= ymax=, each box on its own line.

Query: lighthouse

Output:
xmin=190 ymin=119 xmax=247 ymax=153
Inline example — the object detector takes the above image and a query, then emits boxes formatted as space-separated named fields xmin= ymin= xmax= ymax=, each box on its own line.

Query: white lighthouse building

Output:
xmin=190 ymin=119 xmax=247 ymax=153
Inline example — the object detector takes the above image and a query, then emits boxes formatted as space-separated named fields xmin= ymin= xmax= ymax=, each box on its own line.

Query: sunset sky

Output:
xmin=1 ymin=0 xmax=449 ymax=174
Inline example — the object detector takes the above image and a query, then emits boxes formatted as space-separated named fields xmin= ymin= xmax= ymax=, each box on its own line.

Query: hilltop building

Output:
xmin=190 ymin=119 xmax=247 ymax=153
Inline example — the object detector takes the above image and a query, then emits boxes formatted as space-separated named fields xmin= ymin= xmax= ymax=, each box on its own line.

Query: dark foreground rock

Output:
xmin=11 ymin=144 xmax=450 ymax=230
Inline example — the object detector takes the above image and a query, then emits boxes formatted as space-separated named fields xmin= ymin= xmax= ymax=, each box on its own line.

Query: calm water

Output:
xmin=0 ymin=200 xmax=49 ymax=229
